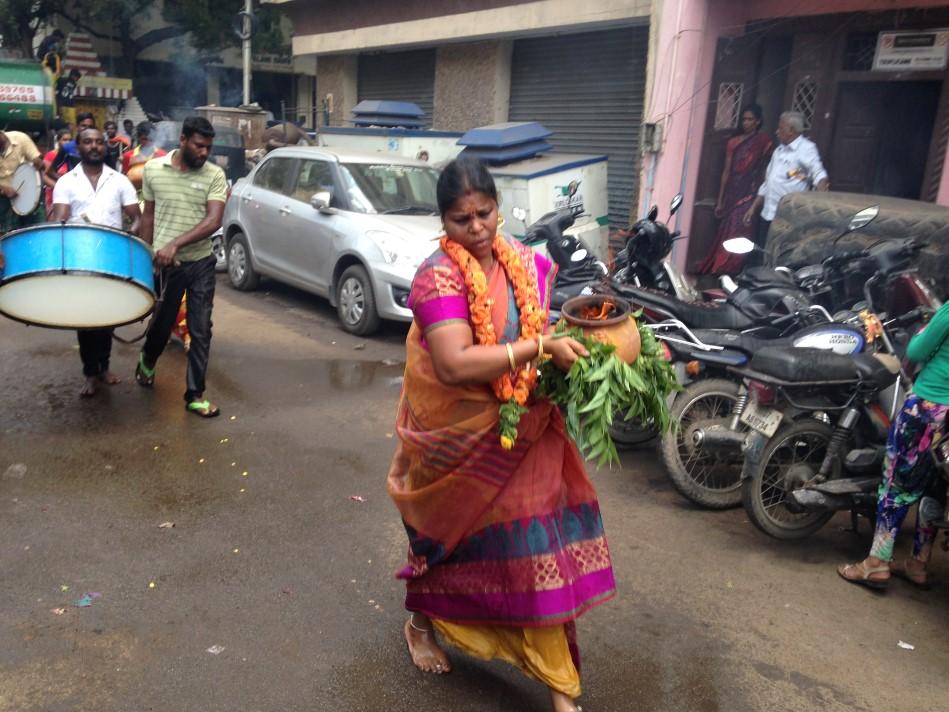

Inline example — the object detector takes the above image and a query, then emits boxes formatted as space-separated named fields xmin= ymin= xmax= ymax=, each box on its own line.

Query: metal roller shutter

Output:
xmin=357 ymin=49 xmax=436 ymax=125
xmin=509 ymin=26 xmax=649 ymax=228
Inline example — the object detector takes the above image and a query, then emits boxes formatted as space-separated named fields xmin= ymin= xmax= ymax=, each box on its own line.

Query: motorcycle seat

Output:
xmin=853 ymin=352 xmax=900 ymax=389
xmin=691 ymin=329 xmax=786 ymax=354
xmin=749 ymin=347 xmax=859 ymax=382
xmin=736 ymin=266 xmax=798 ymax=290
xmin=616 ymin=285 xmax=756 ymax=330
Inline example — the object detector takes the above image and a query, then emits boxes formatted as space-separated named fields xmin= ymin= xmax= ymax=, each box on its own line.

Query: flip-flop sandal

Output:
xmin=837 ymin=561 xmax=889 ymax=590
xmin=889 ymin=559 xmax=932 ymax=590
xmin=135 ymin=354 xmax=155 ymax=387
xmin=186 ymin=400 xmax=220 ymax=418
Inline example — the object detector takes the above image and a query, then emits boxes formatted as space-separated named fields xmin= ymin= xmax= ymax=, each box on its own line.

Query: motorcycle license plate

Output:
xmin=740 ymin=401 xmax=783 ymax=437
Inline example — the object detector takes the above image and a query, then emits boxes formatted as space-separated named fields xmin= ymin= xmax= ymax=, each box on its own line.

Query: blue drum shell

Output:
xmin=0 ymin=223 xmax=154 ymax=292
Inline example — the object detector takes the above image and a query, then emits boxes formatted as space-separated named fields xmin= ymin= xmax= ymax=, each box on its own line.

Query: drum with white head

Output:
xmin=10 ymin=163 xmax=41 ymax=216
xmin=0 ymin=223 xmax=155 ymax=328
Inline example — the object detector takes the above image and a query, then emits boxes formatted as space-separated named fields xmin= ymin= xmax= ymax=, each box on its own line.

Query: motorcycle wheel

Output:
xmin=659 ymin=379 xmax=744 ymax=509
xmin=741 ymin=419 xmax=837 ymax=540
xmin=609 ymin=413 xmax=659 ymax=447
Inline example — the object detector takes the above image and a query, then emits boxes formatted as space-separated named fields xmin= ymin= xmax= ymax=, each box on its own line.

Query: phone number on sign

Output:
xmin=0 ymin=86 xmax=42 ymax=103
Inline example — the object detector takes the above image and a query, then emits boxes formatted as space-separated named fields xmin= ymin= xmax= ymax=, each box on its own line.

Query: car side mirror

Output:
xmin=310 ymin=191 xmax=335 ymax=214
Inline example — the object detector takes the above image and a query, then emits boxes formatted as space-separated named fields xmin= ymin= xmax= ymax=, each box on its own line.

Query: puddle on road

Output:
xmin=324 ymin=360 xmax=404 ymax=392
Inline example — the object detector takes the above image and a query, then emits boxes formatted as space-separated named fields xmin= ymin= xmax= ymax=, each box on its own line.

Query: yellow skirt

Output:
xmin=434 ymin=621 xmax=581 ymax=698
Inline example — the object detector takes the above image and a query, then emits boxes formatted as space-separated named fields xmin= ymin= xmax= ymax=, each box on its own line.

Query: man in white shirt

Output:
xmin=51 ymin=127 xmax=142 ymax=397
xmin=743 ymin=111 xmax=829 ymax=261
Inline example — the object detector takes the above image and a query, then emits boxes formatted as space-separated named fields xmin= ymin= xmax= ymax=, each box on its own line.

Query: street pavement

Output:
xmin=1 ymin=275 xmax=947 ymax=712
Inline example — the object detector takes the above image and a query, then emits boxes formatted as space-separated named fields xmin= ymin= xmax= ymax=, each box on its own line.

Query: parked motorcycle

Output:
xmin=654 ymin=205 xmax=938 ymax=510
xmin=653 ymin=316 xmax=868 ymax=509
xmin=737 ymin=345 xmax=902 ymax=540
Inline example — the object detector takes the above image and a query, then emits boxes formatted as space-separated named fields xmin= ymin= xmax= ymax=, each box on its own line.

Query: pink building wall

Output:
xmin=644 ymin=0 xmax=949 ymax=269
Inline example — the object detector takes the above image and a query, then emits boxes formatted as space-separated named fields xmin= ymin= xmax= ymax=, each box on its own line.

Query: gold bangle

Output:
xmin=505 ymin=342 xmax=517 ymax=372
xmin=537 ymin=334 xmax=544 ymax=360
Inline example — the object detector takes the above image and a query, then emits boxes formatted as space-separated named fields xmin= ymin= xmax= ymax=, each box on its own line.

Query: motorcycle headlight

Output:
xmin=367 ymin=230 xmax=420 ymax=269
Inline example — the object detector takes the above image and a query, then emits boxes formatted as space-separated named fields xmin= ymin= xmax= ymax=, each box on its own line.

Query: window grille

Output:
xmin=714 ymin=82 xmax=744 ymax=130
xmin=791 ymin=77 xmax=818 ymax=129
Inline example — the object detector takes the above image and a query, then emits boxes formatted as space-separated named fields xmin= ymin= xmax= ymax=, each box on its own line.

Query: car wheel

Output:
xmin=212 ymin=234 xmax=227 ymax=272
xmin=336 ymin=264 xmax=380 ymax=336
xmin=227 ymin=232 xmax=260 ymax=291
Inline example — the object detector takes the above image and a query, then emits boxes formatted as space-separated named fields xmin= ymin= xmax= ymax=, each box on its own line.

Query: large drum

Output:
xmin=0 ymin=223 xmax=155 ymax=328
xmin=10 ymin=163 xmax=41 ymax=216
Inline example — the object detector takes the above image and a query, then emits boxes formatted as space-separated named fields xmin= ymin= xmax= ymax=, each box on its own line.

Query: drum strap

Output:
xmin=112 ymin=271 xmax=169 ymax=345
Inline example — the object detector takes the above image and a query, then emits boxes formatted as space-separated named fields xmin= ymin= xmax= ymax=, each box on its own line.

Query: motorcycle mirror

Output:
xmin=723 ymin=237 xmax=756 ymax=255
xmin=570 ymin=249 xmax=589 ymax=263
xmin=848 ymin=205 xmax=879 ymax=232
xmin=647 ymin=205 xmax=659 ymax=222
xmin=669 ymin=193 xmax=683 ymax=216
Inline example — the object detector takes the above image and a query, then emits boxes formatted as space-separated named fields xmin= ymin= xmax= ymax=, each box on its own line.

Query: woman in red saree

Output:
xmin=699 ymin=104 xmax=774 ymax=275
xmin=387 ymin=158 xmax=616 ymax=712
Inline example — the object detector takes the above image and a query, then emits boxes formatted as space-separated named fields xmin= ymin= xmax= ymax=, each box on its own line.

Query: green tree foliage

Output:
xmin=0 ymin=0 xmax=288 ymax=67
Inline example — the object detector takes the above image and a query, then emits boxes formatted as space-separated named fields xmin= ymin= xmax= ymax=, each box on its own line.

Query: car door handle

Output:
xmin=241 ymin=193 xmax=252 ymax=202
xmin=279 ymin=206 xmax=292 ymax=216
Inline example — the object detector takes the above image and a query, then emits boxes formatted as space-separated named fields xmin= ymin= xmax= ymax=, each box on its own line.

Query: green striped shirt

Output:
xmin=142 ymin=150 xmax=227 ymax=262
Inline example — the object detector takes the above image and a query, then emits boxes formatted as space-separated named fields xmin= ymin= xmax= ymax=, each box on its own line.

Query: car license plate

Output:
xmin=740 ymin=401 xmax=783 ymax=437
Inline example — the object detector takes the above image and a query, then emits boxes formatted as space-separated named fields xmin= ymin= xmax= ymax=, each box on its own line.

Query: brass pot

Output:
xmin=126 ymin=162 xmax=145 ymax=190
xmin=560 ymin=295 xmax=641 ymax=363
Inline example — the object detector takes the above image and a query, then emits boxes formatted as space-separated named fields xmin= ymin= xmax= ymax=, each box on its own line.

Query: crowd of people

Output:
xmin=0 ymin=115 xmax=226 ymax=413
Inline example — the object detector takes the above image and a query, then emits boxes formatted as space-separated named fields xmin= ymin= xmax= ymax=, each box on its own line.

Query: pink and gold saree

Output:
xmin=387 ymin=236 xmax=615 ymax=695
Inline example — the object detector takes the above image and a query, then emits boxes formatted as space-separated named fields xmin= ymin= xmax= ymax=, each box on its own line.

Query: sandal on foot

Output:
xmin=837 ymin=561 xmax=889 ymax=590
xmin=135 ymin=354 xmax=155 ymax=387
xmin=186 ymin=399 xmax=220 ymax=418
xmin=889 ymin=559 xmax=931 ymax=590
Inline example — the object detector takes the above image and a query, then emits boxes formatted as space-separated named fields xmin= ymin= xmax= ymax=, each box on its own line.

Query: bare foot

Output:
xmin=403 ymin=615 xmax=451 ymax=674
xmin=98 ymin=370 xmax=121 ymax=385
xmin=550 ymin=690 xmax=581 ymax=712
xmin=80 ymin=376 xmax=98 ymax=398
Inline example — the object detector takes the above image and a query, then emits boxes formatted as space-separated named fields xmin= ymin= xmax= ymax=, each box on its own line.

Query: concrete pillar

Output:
xmin=433 ymin=40 xmax=513 ymax=131
xmin=315 ymin=54 xmax=358 ymax=127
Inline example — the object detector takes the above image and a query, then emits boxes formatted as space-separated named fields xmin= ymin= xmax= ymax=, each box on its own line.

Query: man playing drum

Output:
xmin=0 ymin=130 xmax=47 ymax=233
xmin=136 ymin=116 xmax=226 ymax=418
xmin=51 ymin=128 xmax=141 ymax=397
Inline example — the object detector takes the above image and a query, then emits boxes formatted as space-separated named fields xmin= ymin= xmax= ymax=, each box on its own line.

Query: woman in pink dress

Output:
xmin=699 ymin=104 xmax=774 ymax=275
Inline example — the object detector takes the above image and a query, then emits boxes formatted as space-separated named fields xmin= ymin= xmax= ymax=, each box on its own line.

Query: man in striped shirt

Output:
xmin=136 ymin=116 xmax=227 ymax=418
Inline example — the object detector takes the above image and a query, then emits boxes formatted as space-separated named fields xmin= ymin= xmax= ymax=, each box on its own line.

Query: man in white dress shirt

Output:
xmin=743 ymin=111 xmax=829 ymax=260
xmin=51 ymin=128 xmax=142 ymax=397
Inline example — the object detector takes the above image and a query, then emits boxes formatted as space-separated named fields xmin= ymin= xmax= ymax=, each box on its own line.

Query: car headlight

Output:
xmin=367 ymin=230 xmax=420 ymax=269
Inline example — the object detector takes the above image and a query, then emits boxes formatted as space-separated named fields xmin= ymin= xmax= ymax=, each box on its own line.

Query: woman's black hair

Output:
xmin=436 ymin=155 xmax=498 ymax=216
xmin=742 ymin=103 xmax=764 ymax=124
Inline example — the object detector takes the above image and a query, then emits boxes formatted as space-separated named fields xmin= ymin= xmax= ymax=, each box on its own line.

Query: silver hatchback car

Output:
xmin=222 ymin=146 xmax=442 ymax=334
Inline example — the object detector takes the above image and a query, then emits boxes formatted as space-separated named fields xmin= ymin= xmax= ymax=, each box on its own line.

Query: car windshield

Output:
xmin=338 ymin=162 xmax=438 ymax=215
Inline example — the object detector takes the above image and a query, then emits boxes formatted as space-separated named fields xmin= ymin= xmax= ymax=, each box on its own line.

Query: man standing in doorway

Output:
xmin=743 ymin=110 xmax=829 ymax=259
xmin=51 ymin=128 xmax=141 ymax=397
xmin=136 ymin=116 xmax=226 ymax=418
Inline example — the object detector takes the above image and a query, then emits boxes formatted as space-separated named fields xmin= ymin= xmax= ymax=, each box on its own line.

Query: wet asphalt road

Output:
xmin=1 ymin=275 xmax=947 ymax=712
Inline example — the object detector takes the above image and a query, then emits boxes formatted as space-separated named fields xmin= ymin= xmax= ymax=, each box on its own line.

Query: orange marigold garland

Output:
xmin=440 ymin=233 xmax=545 ymax=449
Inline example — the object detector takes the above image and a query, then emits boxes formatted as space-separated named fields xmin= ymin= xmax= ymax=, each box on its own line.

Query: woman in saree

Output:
xmin=387 ymin=157 xmax=616 ymax=712
xmin=699 ymin=103 xmax=773 ymax=275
